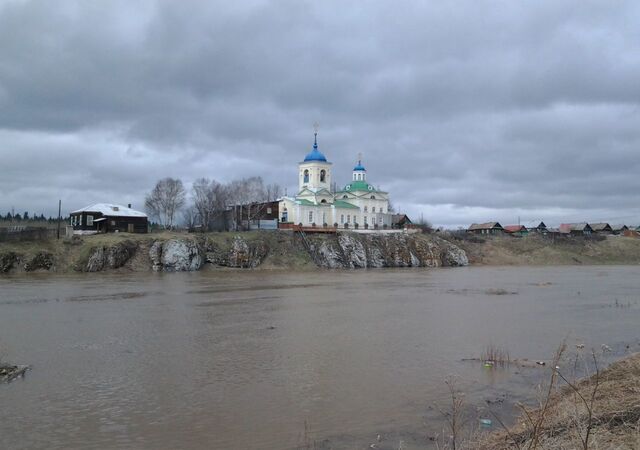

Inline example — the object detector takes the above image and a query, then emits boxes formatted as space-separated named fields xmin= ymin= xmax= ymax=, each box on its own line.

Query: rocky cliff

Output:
xmin=0 ymin=231 xmax=468 ymax=274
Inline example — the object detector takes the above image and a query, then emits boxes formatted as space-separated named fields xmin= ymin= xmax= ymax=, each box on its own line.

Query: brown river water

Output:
xmin=1 ymin=266 xmax=640 ymax=450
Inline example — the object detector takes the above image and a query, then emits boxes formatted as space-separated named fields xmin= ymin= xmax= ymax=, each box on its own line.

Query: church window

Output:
xmin=379 ymin=217 xmax=383 ymax=224
xmin=372 ymin=207 xmax=375 ymax=213
xmin=364 ymin=216 xmax=368 ymax=224
xmin=308 ymin=211 xmax=313 ymax=223
xmin=303 ymin=170 xmax=309 ymax=183
xmin=341 ymin=214 xmax=344 ymax=223
xmin=320 ymin=169 xmax=326 ymax=182
xmin=364 ymin=206 xmax=368 ymax=212
xmin=320 ymin=199 xmax=327 ymax=203
xmin=347 ymin=215 xmax=351 ymax=223
xmin=343 ymin=195 xmax=348 ymax=199
xmin=357 ymin=173 xmax=362 ymax=181
xmin=370 ymin=195 xmax=376 ymax=199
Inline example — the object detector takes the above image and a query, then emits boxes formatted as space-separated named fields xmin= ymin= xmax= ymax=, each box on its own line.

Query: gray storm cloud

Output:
xmin=1 ymin=0 xmax=639 ymax=227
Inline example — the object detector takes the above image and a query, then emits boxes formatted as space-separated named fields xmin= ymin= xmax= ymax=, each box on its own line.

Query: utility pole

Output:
xmin=56 ymin=200 xmax=61 ymax=240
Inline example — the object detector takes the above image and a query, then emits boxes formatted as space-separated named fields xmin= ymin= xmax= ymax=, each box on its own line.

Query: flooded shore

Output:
xmin=1 ymin=266 xmax=639 ymax=449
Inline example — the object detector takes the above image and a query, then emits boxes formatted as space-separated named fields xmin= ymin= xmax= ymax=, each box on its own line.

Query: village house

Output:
xmin=503 ymin=225 xmax=528 ymax=237
xmin=559 ymin=223 xmax=593 ymax=236
xmin=467 ymin=222 xmax=504 ymax=235
xmin=70 ymin=203 xmax=148 ymax=234
xmin=391 ymin=214 xmax=413 ymax=229
xmin=611 ymin=224 xmax=628 ymax=235
xmin=278 ymin=132 xmax=394 ymax=229
xmin=589 ymin=223 xmax=613 ymax=234
xmin=229 ymin=200 xmax=280 ymax=230
xmin=524 ymin=221 xmax=548 ymax=234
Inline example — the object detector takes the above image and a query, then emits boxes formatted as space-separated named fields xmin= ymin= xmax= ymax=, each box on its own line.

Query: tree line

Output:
xmin=1 ymin=212 xmax=66 ymax=223
xmin=145 ymin=176 xmax=282 ymax=231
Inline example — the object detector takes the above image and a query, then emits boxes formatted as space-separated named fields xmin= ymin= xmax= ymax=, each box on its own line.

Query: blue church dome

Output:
xmin=303 ymin=133 xmax=327 ymax=162
xmin=353 ymin=161 xmax=366 ymax=171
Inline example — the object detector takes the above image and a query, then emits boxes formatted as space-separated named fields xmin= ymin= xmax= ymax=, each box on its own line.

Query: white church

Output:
xmin=279 ymin=132 xmax=393 ymax=228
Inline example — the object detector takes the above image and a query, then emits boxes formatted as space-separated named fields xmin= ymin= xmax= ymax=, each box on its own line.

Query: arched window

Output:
xmin=357 ymin=173 xmax=362 ymax=181
xmin=303 ymin=170 xmax=309 ymax=183
xmin=320 ymin=169 xmax=326 ymax=182
xmin=343 ymin=195 xmax=348 ymax=199
xmin=308 ymin=211 xmax=313 ymax=223
xmin=320 ymin=199 xmax=327 ymax=203
xmin=364 ymin=206 xmax=368 ymax=212
xmin=341 ymin=214 xmax=344 ymax=223
xmin=370 ymin=195 xmax=376 ymax=199
xmin=372 ymin=207 xmax=376 ymax=213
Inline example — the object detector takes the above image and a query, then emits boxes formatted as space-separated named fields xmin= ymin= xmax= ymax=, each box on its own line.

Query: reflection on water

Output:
xmin=1 ymin=266 xmax=639 ymax=450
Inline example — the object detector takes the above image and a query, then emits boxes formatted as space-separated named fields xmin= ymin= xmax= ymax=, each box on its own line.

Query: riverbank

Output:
xmin=0 ymin=230 xmax=468 ymax=274
xmin=1 ymin=231 xmax=639 ymax=274
xmin=454 ymin=233 xmax=640 ymax=266
xmin=478 ymin=352 xmax=640 ymax=449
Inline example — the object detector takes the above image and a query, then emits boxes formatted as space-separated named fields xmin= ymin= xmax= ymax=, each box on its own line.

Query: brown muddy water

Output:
xmin=1 ymin=266 xmax=640 ymax=450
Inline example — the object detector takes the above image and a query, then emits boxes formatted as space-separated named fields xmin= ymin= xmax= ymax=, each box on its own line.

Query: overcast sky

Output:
xmin=1 ymin=0 xmax=639 ymax=227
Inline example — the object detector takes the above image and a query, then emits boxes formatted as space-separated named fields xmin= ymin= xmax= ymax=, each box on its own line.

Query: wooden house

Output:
xmin=467 ymin=222 xmax=504 ymax=235
xmin=559 ymin=223 xmax=593 ymax=236
xmin=611 ymin=224 xmax=628 ymax=235
xmin=70 ymin=204 xmax=148 ymax=234
xmin=525 ymin=221 xmax=548 ymax=234
xmin=391 ymin=214 xmax=413 ymax=229
xmin=504 ymin=225 xmax=528 ymax=237
xmin=589 ymin=223 xmax=613 ymax=234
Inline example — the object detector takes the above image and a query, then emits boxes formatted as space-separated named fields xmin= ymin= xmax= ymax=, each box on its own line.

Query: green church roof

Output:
xmin=338 ymin=180 xmax=378 ymax=193
xmin=333 ymin=200 xmax=359 ymax=209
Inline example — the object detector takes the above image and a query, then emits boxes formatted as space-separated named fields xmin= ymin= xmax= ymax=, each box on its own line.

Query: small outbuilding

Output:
xmin=70 ymin=203 xmax=148 ymax=234
xmin=559 ymin=223 xmax=593 ymax=236
xmin=467 ymin=222 xmax=504 ymax=235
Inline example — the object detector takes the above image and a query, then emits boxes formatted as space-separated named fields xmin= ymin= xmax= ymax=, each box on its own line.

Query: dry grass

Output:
xmin=481 ymin=345 xmax=511 ymax=366
xmin=478 ymin=352 xmax=640 ymax=449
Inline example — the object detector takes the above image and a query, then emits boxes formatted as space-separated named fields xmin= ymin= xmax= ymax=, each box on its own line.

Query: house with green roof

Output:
xmin=278 ymin=131 xmax=393 ymax=229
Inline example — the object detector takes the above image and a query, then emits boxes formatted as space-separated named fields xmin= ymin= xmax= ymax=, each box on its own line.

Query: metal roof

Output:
xmin=71 ymin=203 xmax=147 ymax=218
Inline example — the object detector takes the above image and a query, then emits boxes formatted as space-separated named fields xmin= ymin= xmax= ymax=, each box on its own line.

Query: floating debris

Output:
xmin=479 ymin=418 xmax=493 ymax=428
xmin=0 ymin=365 xmax=30 ymax=383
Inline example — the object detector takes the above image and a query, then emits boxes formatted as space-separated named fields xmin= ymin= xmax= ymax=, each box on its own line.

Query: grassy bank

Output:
xmin=454 ymin=234 xmax=640 ymax=266
xmin=479 ymin=352 xmax=640 ymax=449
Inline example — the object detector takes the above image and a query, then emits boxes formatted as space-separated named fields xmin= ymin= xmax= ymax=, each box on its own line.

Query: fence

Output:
xmin=0 ymin=226 xmax=57 ymax=242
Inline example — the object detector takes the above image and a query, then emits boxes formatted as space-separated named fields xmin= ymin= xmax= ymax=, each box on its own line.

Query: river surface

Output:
xmin=1 ymin=266 xmax=640 ymax=450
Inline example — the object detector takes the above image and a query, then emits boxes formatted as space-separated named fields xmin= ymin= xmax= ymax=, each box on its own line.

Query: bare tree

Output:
xmin=145 ymin=177 xmax=186 ymax=229
xmin=182 ymin=205 xmax=198 ymax=231
xmin=265 ymin=183 xmax=282 ymax=201
xmin=192 ymin=177 xmax=226 ymax=231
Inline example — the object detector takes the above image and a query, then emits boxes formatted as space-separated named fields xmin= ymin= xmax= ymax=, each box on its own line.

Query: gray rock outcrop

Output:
xmin=150 ymin=239 xmax=203 ymax=272
xmin=0 ymin=252 xmax=18 ymax=273
xmin=23 ymin=251 xmax=54 ymax=271
xmin=83 ymin=241 xmax=138 ymax=272
xmin=310 ymin=232 xmax=468 ymax=269
xmin=205 ymin=236 xmax=268 ymax=268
